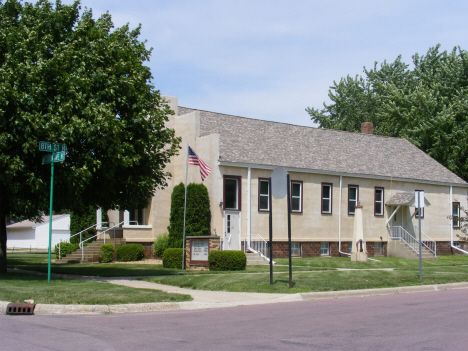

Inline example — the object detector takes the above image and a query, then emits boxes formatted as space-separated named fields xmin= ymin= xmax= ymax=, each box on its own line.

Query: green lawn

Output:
xmin=5 ymin=253 xmax=468 ymax=297
xmin=142 ymin=256 xmax=468 ymax=294
xmin=1 ymin=272 xmax=192 ymax=304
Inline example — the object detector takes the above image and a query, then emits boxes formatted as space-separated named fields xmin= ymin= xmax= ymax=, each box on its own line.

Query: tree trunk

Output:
xmin=0 ymin=206 xmax=7 ymax=275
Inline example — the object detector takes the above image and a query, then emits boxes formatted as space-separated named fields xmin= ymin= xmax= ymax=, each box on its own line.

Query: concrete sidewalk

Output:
xmin=3 ymin=269 xmax=468 ymax=315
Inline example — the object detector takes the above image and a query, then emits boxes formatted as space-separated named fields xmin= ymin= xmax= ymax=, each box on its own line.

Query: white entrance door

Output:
xmin=224 ymin=211 xmax=241 ymax=250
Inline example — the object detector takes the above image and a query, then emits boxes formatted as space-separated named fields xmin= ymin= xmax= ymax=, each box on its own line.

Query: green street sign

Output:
xmin=42 ymin=151 xmax=65 ymax=164
xmin=39 ymin=141 xmax=52 ymax=152
xmin=39 ymin=142 xmax=67 ymax=153
xmin=53 ymin=144 xmax=67 ymax=152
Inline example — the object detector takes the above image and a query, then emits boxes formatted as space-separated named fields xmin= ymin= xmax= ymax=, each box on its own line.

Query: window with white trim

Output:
xmin=348 ymin=185 xmax=359 ymax=215
xmin=291 ymin=242 xmax=301 ymax=257
xmin=321 ymin=183 xmax=332 ymax=214
xmin=320 ymin=242 xmax=330 ymax=256
xmin=374 ymin=242 xmax=383 ymax=256
xmin=374 ymin=187 xmax=384 ymax=216
xmin=258 ymin=178 xmax=269 ymax=211
xmin=453 ymin=202 xmax=460 ymax=228
xmin=290 ymin=181 xmax=303 ymax=213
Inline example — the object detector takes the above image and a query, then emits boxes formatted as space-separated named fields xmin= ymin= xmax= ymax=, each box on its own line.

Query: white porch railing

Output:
xmin=390 ymin=226 xmax=419 ymax=254
xmin=80 ymin=221 xmax=123 ymax=261
xmin=414 ymin=226 xmax=437 ymax=256
xmin=391 ymin=226 xmax=436 ymax=256
xmin=244 ymin=234 xmax=275 ymax=264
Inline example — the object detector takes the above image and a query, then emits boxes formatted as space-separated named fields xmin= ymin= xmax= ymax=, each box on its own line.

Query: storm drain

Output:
xmin=6 ymin=303 xmax=36 ymax=315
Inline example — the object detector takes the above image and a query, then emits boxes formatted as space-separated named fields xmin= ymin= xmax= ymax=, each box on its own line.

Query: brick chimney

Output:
xmin=361 ymin=120 xmax=374 ymax=134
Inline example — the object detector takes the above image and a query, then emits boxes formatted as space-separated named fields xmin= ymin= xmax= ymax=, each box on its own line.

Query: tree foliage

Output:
xmin=0 ymin=0 xmax=180 ymax=273
xmin=307 ymin=45 xmax=468 ymax=182
xmin=167 ymin=182 xmax=211 ymax=248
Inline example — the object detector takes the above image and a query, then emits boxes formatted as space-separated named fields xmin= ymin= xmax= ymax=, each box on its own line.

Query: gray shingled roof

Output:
xmin=386 ymin=192 xmax=431 ymax=206
xmin=178 ymin=107 xmax=467 ymax=185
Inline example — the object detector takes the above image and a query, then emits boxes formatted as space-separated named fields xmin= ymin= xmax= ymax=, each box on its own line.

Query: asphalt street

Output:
xmin=2 ymin=288 xmax=468 ymax=351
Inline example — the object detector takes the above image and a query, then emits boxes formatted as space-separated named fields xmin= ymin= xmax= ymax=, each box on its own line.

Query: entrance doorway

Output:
xmin=223 ymin=211 xmax=241 ymax=250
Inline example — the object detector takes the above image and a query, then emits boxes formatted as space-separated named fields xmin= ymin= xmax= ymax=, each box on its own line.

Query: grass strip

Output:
xmin=1 ymin=272 xmax=192 ymax=304
xmin=142 ymin=267 xmax=468 ymax=294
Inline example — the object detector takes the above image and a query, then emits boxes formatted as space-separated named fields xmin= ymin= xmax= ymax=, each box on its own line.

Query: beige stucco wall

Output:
xmin=109 ymin=96 xmax=468 ymax=246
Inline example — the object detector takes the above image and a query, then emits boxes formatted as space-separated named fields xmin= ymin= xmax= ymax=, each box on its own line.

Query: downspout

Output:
xmin=247 ymin=167 xmax=251 ymax=249
xmin=450 ymin=185 xmax=468 ymax=254
xmin=338 ymin=175 xmax=350 ymax=256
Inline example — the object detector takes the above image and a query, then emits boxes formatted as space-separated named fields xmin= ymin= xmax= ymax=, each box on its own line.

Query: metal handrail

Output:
xmin=244 ymin=234 xmax=275 ymax=264
xmin=414 ymin=226 xmax=437 ymax=256
xmin=390 ymin=226 xmax=419 ymax=254
xmin=80 ymin=221 xmax=123 ymax=261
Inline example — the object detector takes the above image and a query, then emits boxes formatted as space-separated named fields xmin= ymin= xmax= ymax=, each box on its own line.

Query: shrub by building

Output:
xmin=208 ymin=251 xmax=246 ymax=271
xmin=116 ymin=244 xmax=145 ymax=262
xmin=162 ymin=248 xmax=185 ymax=268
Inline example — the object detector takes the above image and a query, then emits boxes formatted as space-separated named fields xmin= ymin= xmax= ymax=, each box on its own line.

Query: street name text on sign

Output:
xmin=39 ymin=141 xmax=67 ymax=153
xmin=42 ymin=151 xmax=65 ymax=165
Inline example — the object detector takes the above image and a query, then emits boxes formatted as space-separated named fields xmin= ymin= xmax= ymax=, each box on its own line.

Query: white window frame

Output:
xmin=321 ymin=183 xmax=332 ymax=214
xmin=453 ymin=202 xmax=460 ymax=228
xmin=320 ymin=242 xmax=330 ymax=256
xmin=291 ymin=242 xmax=301 ymax=257
xmin=258 ymin=178 xmax=270 ymax=212
xmin=290 ymin=181 xmax=303 ymax=213
xmin=374 ymin=187 xmax=384 ymax=216
xmin=348 ymin=185 xmax=359 ymax=215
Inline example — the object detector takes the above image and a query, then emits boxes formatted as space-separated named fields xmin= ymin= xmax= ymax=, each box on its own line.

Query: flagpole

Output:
xmin=182 ymin=142 xmax=189 ymax=270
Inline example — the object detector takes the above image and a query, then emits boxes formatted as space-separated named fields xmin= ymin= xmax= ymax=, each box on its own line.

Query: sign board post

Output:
xmin=39 ymin=142 xmax=66 ymax=283
xmin=270 ymin=167 xmax=292 ymax=288
xmin=415 ymin=190 xmax=424 ymax=281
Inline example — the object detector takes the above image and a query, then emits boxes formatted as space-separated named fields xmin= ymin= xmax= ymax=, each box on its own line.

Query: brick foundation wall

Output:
xmin=272 ymin=242 xmax=387 ymax=258
xmin=437 ymin=241 xmax=468 ymax=255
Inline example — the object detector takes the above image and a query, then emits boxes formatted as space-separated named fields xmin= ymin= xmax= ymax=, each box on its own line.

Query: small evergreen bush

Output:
xmin=116 ymin=244 xmax=145 ymax=262
xmin=154 ymin=233 xmax=170 ymax=257
xmin=208 ymin=251 xmax=246 ymax=271
xmin=167 ymin=182 xmax=211 ymax=248
xmin=99 ymin=243 xmax=114 ymax=263
xmin=162 ymin=248 xmax=185 ymax=268
xmin=54 ymin=242 xmax=79 ymax=259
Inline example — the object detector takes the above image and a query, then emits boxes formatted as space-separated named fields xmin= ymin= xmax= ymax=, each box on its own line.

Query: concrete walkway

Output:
xmin=3 ymin=269 xmax=468 ymax=315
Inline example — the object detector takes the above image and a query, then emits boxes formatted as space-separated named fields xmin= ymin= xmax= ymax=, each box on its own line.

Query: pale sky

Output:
xmin=60 ymin=0 xmax=468 ymax=126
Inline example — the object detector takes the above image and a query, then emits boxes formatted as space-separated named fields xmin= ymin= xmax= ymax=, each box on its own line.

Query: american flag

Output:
xmin=188 ymin=146 xmax=212 ymax=181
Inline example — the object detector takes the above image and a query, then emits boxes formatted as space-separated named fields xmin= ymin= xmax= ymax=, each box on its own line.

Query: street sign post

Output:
xmin=415 ymin=190 xmax=425 ymax=281
xmin=39 ymin=142 xmax=66 ymax=283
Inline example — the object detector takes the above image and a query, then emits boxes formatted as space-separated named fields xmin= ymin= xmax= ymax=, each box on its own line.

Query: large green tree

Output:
xmin=0 ymin=0 xmax=180 ymax=273
xmin=307 ymin=45 xmax=468 ymax=182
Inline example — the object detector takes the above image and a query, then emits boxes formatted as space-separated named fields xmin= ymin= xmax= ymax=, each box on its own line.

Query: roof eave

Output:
xmin=218 ymin=161 xmax=468 ymax=187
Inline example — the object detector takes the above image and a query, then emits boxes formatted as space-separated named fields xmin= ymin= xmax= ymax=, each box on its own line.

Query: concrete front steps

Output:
xmin=246 ymin=252 xmax=270 ymax=265
xmin=388 ymin=239 xmax=438 ymax=260
xmin=57 ymin=239 xmax=126 ymax=264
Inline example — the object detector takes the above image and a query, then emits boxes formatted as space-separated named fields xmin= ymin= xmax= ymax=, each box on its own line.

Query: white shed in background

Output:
xmin=7 ymin=214 xmax=71 ymax=249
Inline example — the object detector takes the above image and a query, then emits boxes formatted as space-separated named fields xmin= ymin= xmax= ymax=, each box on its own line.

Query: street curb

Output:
xmin=2 ymin=282 xmax=468 ymax=315
xmin=300 ymin=282 xmax=468 ymax=300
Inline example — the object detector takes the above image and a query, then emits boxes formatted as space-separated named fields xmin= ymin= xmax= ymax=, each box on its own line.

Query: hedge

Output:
xmin=99 ymin=243 xmax=114 ymax=263
xmin=162 ymin=248 xmax=185 ymax=268
xmin=54 ymin=242 xmax=79 ymax=259
xmin=115 ymin=244 xmax=145 ymax=262
xmin=208 ymin=250 xmax=246 ymax=271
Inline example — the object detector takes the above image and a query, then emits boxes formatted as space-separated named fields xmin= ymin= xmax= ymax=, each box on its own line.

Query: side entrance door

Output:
xmin=223 ymin=211 xmax=241 ymax=250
